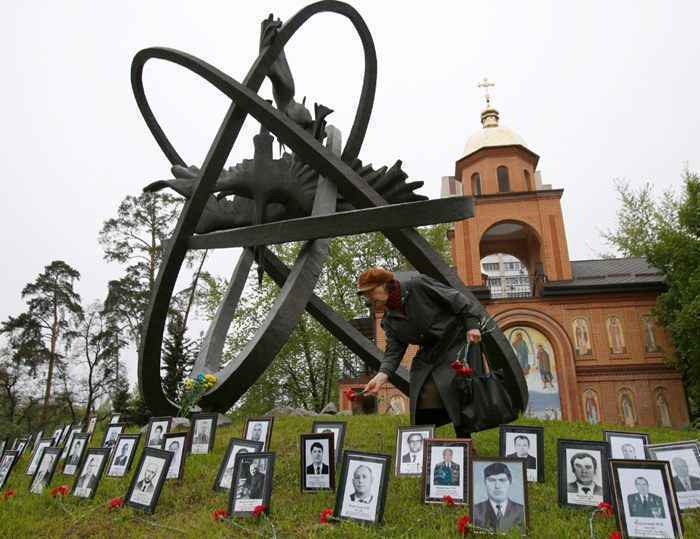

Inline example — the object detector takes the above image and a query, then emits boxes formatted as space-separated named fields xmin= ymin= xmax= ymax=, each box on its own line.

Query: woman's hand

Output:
xmin=363 ymin=372 xmax=389 ymax=395
xmin=467 ymin=329 xmax=482 ymax=343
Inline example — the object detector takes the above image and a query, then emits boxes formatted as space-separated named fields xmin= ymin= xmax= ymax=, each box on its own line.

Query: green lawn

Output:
xmin=0 ymin=415 xmax=699 ymax=538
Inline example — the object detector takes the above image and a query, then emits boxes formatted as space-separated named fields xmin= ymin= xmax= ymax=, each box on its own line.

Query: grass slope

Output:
xmin=0 ymin=415 xmax=699 ymax=538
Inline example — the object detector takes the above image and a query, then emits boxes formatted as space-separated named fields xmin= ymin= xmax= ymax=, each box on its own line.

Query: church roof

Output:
xmin=463 ymin=123 xmax=528 ymax=157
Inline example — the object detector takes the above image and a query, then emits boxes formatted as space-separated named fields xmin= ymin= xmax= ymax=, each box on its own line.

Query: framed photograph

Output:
xmin=558 ymin=439 xmax=610 ymax=508
xmin=422 ymin=438 xmax=470 ymax=505
xmin=109 ymin=413 xmax=121 ymax=424
xmin=499 ymin=425 xmax=545 ymax=482
xmin=29 ymin=447 xmax=61 ymax=494
xmin=190 ymin=412 xmax=217 ymax=455
xmin=125 ymin=447 xmax=173 ymax=514
xmin=0 ymin=439 xmax=6 ymax=456
xmin=646 ymin=440 xmax=700 ymax=510
xmin=610 ymin=459 xmax=684 ymax=538
xmin=0 ymin=451 xmax=20 ymax=490
xmin=86 ymin=417 xmax=98 ymax=435
xmin=243 ymin=417 xmax=274 ymax=451
xmin=395 ymin=425 xmax=434 ymax=476
xmin=58 ymin=424 xmax=72 ymax=446
xmin=31 ymin=430 xmax=44 ymax=451
xmin=51 ymin=427 xmax=64 ymax=446
xmin=14 ymin=437 xmax=29 ymax=457
xmin=107 ymin=433 xmax=141 ymax=478
xmin=300 ymin=433 xmax=335 ymax=492
xmin=228 ymin=452 xmax=276 ymax=517
xmin=71 ymin=448 xmax=110 ymax=499
xmin=145 ymin=416 xmax=172 ymax=448
xmin=162 ymin=432 xmax=188 ymax=480
xmin=102 ymin=422 xmax=126 ymax=449
xmin=312 ymin=421 xmax=346 ymax=466
xmin=213 ymin=438 xmax=264 ymax=493
xmin=60 ymin=425 xmax=83 ymax=460
xmin=26 ymin=437 xmax=53 ymax=476
xmin=334 ymin=450 xmax=390 ymax=525
xmin=470 ymin=458 xmax=528 ymax=534
xmin=604 ymin=430 xmax=650 ymax=460
xmin=63 ymin=433 xmax=90 ymax=475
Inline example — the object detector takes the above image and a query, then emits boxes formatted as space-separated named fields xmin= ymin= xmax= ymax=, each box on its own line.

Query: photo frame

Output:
xmin=26 ymin=437 xmax=53 ymax=476
xmin=145 ymin=416 xmax=172 ymax=449
xmin=51 ymin=427 xmax=64 ymax=446
xmin=243 ymin=417 xmax=274 ymax=451
xmin=109 ymin=413 xmax=121 ymax=424
xmin=213 ymin=438 xmax=264 ymax=493
xmin=610 ymin=459 xmax=684 ymax=538
xmin=333 ymin=450 xmax=390 ymax=525
xmin=499 ymin=425 xmax=545 ymax=482
xmin=312 ymin=420 xmax=346 ymax=466
xmin=29 ymin=447 xmax=61 ymax=494
xmin=102 ymin=422 xmax=127 ymax=449
xmin=60 ymin=425 xmax=83 ymax=460
xmin=63 ymin=433 xmax=90 ymax=476
xmin=0 ymin=439 xmax=6 ymax=456
xmin=604 ymin=430 xmax=650 ymax=461
xmin=0 ymin=451 xmax=20 ymax=490
xmin=14 ymin=437 xmax=29 ymax=457
xmin=557 ymin=439 xmax=611 ymax=508
xmin=645 ymin=440 xmax=700 ymax=510
xmin=86 ymin=417 xmax=98 ymax=435
xmin=58 ymin=424 xmax=72 ymax=446
xmin=125 ymin=447 xmax=173 ymax=514
xmin=300 ymin=433 xmax=335 ymax=492
xmin=190 ymin=412 xmax=217 ymax=455
xmin=422 ymin=438 xmax=470 ymax=505
xmin=162 ymin=432 xmax=188 ymax=480
xmin=71 ymin=448 xmax=111 ymax=499
xmin=228 ymin=451 xmax=276 ymax=518
xmin=31 ymin=430 xmax=44 ymax=452
xmin=107 ymin=433 xmax=141 ymax=478
xmin=394 ymin=425 xmax=434 ymax=477
xmin=470 ymin=457 xmax=528 ymax=534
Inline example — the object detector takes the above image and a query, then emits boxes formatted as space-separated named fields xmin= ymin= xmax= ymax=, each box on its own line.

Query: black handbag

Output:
xmin=453 ymin=340 xmax=518 ymax=432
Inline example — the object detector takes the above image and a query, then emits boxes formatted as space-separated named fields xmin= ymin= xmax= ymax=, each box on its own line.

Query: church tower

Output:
xmin=448 ymin=79 xmax=572 ymax=292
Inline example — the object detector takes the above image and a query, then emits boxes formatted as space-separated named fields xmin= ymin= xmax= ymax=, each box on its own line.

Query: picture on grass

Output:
xmin=646 ymin=440 xmax=700 ymax=510
xmin=60 ymin=425 xmax=83 ymax=461
xmin=228 ymin=452 xmax=275 ymax=517
xmin=213 ymin=438 xmax=264 ymax=492
xmin=395 ymin=425 xmax=434 ymax=476
xmin=145 ymin=416 xmax=172 ymax=448
xmin=190 ymin=412 xmax=217 ymax=455
xmin=300 ymin=433 xmax=335 ymax=492
xmin=470 ymin=458 xmax=528 ymax=534
xmin=0 ymin=451 xmax=19 ymax=490
xmin=72 ymin=448 xmax=110 ymax=499
xmin=162 ymin=432 xmax=188 ymax=480
xmin=557 ymin=439 xmax=610 ymax=508
xmin=312 ymin=421 xmax=346 ymax=466
xmin=422 ymin=438 xmax=471 ymax=505
xmin=107 ymin=434 xmax=141 ymax=477
xmin=604 ymin=430 xmax=650 ymax=460
xmin=334 ymin=450 xmax=390 ymax=525
xmin=125 ymin=447 xmax=173 ymax=514
xmin=500 ymin=425 xmax=544 ymax=482
xmin=243 ymin=417 xmax=274 ymax=451
xmin=26 ymin=437 xmax=53 ymax=476
xmin=29 ymin=447 xmax=60 ymax=494
xmin=63 ymin=433 xmax=90 ymax=475
xmin=102 ymin=423 xmax=126 ymax=449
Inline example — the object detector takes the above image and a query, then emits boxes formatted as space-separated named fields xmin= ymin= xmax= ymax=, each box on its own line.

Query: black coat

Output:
xmin=379 ymin=274 xmax=481 ymax=427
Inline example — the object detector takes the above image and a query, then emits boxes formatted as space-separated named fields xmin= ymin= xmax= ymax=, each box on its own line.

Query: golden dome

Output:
xmin=463 ymin=107 xmax=528 ymax=157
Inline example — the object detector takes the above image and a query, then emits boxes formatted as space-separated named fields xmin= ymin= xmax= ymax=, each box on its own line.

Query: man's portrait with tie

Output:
xmin=646 ymin=441 xmax=700 ymax=511
xmin=301 ymin=433 xmax=335 ymax=491
xmin=671 ymin=456 xmax=700 ymax=492
xmin=605 ymin=431 xmax=649 ymax=461
xmin=471 ymin=460 xmax=526 ymax=534
xmin=396 ymin=426 xmax=433 ymax=476
xmin=560 ymin=444 xmax=607 ymax=507
xmin=433 ymin=448 xmax=461 ymax=486
xmin=627 ymin=476 xmax=666 ymax=518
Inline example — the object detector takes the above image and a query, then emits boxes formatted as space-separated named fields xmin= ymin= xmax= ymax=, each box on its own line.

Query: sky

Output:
xmin=1 ymin=1 xmax=698 ymax=386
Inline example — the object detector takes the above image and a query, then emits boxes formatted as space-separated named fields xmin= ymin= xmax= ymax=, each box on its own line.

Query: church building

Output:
xmin=339 ymin=85 xmax=689 ymax=428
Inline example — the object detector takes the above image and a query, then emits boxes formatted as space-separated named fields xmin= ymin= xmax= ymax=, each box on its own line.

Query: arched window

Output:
xmin=619 ymin=389 xmax=637 ymax=427
xmin=471 ymin=173 xmax=482 ymax=196
xmin=524 ymin=170 xmax=532 ymax=191
xmin=655 ymin=389 xmax=672 ymax=427
xmin=583 ymin=389 xmax=600 ymax=424
xmin=497 ymin=166 xmax=510 ymax=192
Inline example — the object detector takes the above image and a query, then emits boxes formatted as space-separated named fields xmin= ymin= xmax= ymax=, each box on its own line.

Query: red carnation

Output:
xmin=450 ymin=360 xmax=463 ymax=371
xmin=50 ymin=485 xmax=69 ymax=498
xmin=609 ymin=532 xmax=622 ymax=539
xmin=343 ymin=387 xmax=363 ymax=402
xmin=3 ymin=489 xmax=16 ymax=499
xmin=212 ymin=508 xmax=230 ymax=521
xmin=597 ymin=501 xmax=614 ymax=517
xmin=108 ymin=497 xmax=125 ymax=511
xmin=319 ymin=507 xmax=333 ymax=524
xmin=457 ymin=514 xmax=471 ymax=535
xmin=458 ymin=366 xmax=473 ymax=377
xmin=442 ymin=495 xmax=455 ymax=506
xmin=252 ymin=504 xmax=267 ymax=518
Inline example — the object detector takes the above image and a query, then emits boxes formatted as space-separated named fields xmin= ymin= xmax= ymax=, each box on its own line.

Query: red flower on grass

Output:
xmin=597 ymin=501 xmax=614 ymax=517
xmin=609 ymin=532 xmax=622 ymax=539
xmin=252 ymin=504 xmax=267 ymax=518
xmin=457 ymin=514 xmax=471 ymax=535
xmin=50 ymin=485 xmax=69 ymax=497
xmin=442 ymin=495 xmax=455 ymax=506
xmin=108 ymin=497 xmax=125 ymax=512
xmin=319 ymin=507 xmax=333 ymax=524
xmin=3 ymin=489 xmax=16 ymax=500
xmin=212 ymin=508 xmax=230 ymax=521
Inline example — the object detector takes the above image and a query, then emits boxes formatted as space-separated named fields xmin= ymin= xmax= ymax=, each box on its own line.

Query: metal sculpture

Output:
xmin=133 ymin=0 xmax=528 ymax=416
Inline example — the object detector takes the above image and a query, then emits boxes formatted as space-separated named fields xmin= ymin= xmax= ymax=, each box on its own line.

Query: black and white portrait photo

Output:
xmin=647 ymin=441 xmax=700 ymax=510
xmin=500 ymin=425 xmax=544 ymax=482
xmin=0 ymin=451 xmax=19 ymax=489
xmin=110 ymin=413 xmax=121 ymax=424
xmin=60 ymin=426 xmax=82 ymax=461
xmin=312 ymin=421 xmax=346 ymax=466
xmin=610 ymin=460 xmax=684 ymax=539
xmin=423 ymin=439 xmax=470 ymax=504
xmin=26 ymin=438 xmax=52 ymax=476
xmin=395 ymin=425 xmax=434 ymax=476
xmin=334 ymin=451 xmax=390 ymax=525
xmin=470 ymin=459 xmax=528 ymax=534
xmin=51 ymin=428 xmax=63 ymax=446
xmin=301 ymin=433 xmax=334 ymax=492
xmin=243 ymin=417 xmax=274 ymax=451
xmin=605 ymin=430 xmax=650 ymax=461
xmin=63 ymin=434 xmax=90 ymax=475
xmin=72 ymin=449 xmax=110 ymax=499
xmin=213 ymin=438 xmax=263 ymax=493
xmin=229 ymin=452 xmax=275 ymax=517
xmin=162 ymin=432 xmax=188 ymax=480
xmin=102 ymin=423 xmax=126 ymax=449
xmin=107 ymin=434 xmax=141 ymax=477
xmin=146 ymin=417 xmax=172 ymax=449
xmin=87 ymin=417 xmax=98 ymax=435
xmin=190 ymin=413 xmax=217 ymax=455
xmin=558 ymin=440 xmax=610 ymax=508
xmin=29 ymin=447 xmax=60 ymax=494
xmin=125 ymin=448 xmax=173 ymax=514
